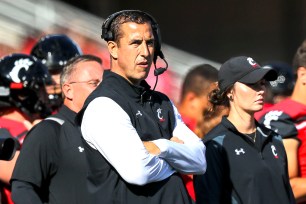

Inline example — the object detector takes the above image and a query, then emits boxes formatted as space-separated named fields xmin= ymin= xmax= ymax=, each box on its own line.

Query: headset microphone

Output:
xmin=154 ymin=51 xmax=168 ymax=76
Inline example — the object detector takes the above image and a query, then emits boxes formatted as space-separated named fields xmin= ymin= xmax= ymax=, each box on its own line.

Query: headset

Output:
xmin=101 ymin=10 xmax=168 ymax=76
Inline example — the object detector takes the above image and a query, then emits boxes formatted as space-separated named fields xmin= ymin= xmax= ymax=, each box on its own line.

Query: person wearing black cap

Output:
xmin=193 ymin=56 xmax=295 ymax=204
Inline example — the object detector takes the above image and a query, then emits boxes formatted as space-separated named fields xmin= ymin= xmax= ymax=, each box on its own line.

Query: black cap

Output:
xmin=218 ymin=56 xmax=278 ymax=92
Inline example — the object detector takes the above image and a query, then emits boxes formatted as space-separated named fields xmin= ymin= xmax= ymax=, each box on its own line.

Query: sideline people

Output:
xmin=0 ymin=53 xmax=51 ymax=204
xmin=77 ymin=10 xmax=206 ymax=204
xmin=254 ymin=61 xmax=294 ymax=120
xmin=11 ymin=55 xmax=104 ymax=204
xmin=259 ymin=39 xmax=306 ymax=203
xmin=194 ymin=56 xmax=295 ymax=204
xmin=177 ymin=63 xmax=218 ymax=201
xmin=178 ymin=64 xmax=218 ymax=135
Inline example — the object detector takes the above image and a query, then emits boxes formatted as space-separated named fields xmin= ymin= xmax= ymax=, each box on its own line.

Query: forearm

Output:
xmin=152 ymin=138 xmax=206 ymax=174
xmin=283 ymin=138 xmax=300 ymax=178
xmin=152 ymin=102 xmax=206 ymax=174
xmin=85 ymin=134 xmax=175 ymax=186
xmin=11 ymin=180 xmax=43 ymax=204
xmin=290 ymin=177 xmax=306 ymax=202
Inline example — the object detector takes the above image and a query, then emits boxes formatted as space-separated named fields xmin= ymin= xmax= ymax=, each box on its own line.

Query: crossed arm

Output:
xmin=81 ymin=97 xmax=206 ymax=185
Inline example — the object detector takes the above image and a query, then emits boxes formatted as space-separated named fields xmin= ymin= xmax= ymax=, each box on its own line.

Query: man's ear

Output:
xmin=297 ymin=67 xmax=306 ymax=85
xmin=185 ymin=92 xmax=197 ymax=102
xmin=184 ymin=92 xmax=202 ymax=108
xmin=62 ymin=83 xmax=73 ymax=100
xmin=107 ymin=41 xmax=118 ymax=59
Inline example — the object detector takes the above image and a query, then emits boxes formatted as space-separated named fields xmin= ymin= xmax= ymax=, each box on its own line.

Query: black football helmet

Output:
xmin=30 ymin=34 xmax=82 ymax=111
xmin=0 ymin=53 xmax=52 ymax=118
xmin=30 ymin=34 xmax=82 ymax=73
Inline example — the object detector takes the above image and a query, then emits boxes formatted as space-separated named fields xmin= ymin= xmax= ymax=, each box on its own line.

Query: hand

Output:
xmin=170 ymin=136 xmax=184 ymax=144
xmin=143 ymin=141 xmax=160 ymax=155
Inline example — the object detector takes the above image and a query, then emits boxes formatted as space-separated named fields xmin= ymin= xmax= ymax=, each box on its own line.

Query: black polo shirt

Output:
xmin=12 ymin=105 xmax=90 ymax=204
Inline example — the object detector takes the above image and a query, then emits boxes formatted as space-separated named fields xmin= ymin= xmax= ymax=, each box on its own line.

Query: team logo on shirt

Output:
xmin=235 ymin=148 xmax=245 ymax=155
xmin=271 ymin=145 xmax=278 ymax=158
xmin=263 ymin=110 xmax=283 ymax=131
xmin=157 ymin=108 xmax=165 ymax=122
xmin=136 ymin=110 xmax=143 ymax=118
xmin=78 ymin=146 xmax=84 ymax=153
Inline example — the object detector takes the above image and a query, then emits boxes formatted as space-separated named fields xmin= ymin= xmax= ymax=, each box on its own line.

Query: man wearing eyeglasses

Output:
xmin=10 ymin=55 xmax=104 ymax=204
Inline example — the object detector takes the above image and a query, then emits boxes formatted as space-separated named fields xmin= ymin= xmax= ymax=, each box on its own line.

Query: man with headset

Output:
xmin=77 ymin=10 xmax=206 ymax=203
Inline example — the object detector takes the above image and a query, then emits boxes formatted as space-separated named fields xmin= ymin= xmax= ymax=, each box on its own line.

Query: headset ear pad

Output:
xmin=101 ymin=13 xmax=116 ymax=41
xmin=151 ymin=23 xmax=163 ymax=63
xmin=101 ymin=27 xmax=112 ymax=41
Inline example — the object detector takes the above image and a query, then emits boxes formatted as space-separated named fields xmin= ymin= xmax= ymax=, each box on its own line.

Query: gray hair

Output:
xmin=60 ymin=54 xmax=102 ymax=86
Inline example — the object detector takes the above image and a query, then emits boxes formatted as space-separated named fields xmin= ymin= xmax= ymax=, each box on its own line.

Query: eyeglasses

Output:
xmin=69 ymin=79 xmax=101 ymax=87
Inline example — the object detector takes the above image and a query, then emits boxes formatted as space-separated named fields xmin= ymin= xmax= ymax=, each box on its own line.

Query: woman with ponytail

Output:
xmin=193 ymin=56 xmax=295 ymax=204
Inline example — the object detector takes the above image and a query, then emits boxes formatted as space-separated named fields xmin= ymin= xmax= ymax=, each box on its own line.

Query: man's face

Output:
xmin=66 ymin=61 xmax=104 ymax=112
xmin=115 ymin=22 xmax=155 ymax=85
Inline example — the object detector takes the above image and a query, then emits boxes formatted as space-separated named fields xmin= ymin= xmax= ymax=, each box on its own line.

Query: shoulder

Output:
xmin=257 ymin=123 xmax=280 ymax=139
xmin=23 ymin=119 xmax=62 ymax=145
xmin=203 ymin=123 xmax=227 ymax=144
xmin=260 ymin=99 xmax=306 ymax=121
xmin=258 ymin=102 xmax=298 ymax=139
xmin=202 ymin=125 xmax=229 ymax=159
xmin=152 ymin=90 xmax=170 ymax=101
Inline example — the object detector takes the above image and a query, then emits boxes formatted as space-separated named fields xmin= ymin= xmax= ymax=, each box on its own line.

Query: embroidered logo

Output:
xmin=9 ymin=58 xmax=34 ymax=83
xmin=271 ymin=145 xmax=278 ymax=158
xmin=247 ymin=57 xmax=259 ymax=68
xmin=157 ymin=108 xmax=165 ymax=122
xmin=235 ymin=148 xmax=245 ymax=155
xmin=78 ymin=146 xmax=84 ymax=153
xmin=136 ymin=110 xmax=143 ymax=118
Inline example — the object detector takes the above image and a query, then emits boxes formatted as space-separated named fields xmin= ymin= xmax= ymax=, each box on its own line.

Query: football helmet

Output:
xmin=0 ymin=53 xmax=52 ymax=118
xmin=31 ymin=34 xmax=82 ymax=73
xmin=30 ymin=34 xmax=82 ymax=110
